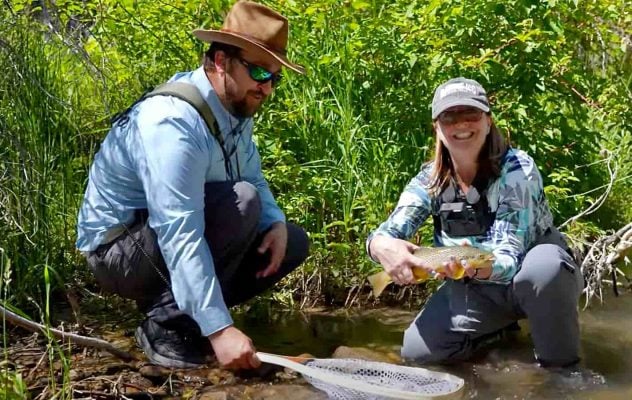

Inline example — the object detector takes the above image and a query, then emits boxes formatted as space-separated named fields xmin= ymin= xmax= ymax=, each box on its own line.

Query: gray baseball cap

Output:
xmin=431 ymin=77 xmax=490 ymax=119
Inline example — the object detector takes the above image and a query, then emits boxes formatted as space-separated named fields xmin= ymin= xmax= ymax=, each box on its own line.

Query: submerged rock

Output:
xmin=332 ymin=345 xmax=401 ymax=364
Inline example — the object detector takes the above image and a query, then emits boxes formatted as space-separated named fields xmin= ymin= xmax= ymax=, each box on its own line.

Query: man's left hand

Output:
xmin=256 ymin=222 xmax=287 ymax=278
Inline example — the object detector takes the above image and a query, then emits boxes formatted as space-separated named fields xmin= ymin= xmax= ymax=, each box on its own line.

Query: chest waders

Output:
xmin=431 ymin=175 xmax=495 ymax=238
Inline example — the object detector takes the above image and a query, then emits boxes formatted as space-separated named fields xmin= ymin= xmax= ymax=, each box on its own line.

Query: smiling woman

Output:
xmin=428 ymin=78 xmax=508 ymax=196
xmin=366 ymin=77 xmax=585 ymax=369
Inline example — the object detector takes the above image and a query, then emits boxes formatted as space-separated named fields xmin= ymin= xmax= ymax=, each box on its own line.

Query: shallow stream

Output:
xmin=237 ymin=291 xmax=632 ymax=399
xmin=7 ymin=291 xmax=632 ymax=399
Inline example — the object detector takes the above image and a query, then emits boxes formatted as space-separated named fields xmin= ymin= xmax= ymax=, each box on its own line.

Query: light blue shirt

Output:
xmin=76 ymin=66 xmax=285 ymax=336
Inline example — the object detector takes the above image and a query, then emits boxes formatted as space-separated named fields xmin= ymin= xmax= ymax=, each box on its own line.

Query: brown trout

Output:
xmin=367 ymin=246 xmax=495 ymax=297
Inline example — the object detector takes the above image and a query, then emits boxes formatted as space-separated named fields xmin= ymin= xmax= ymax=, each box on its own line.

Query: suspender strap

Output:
xmin=142 ymin=82 xmax=239 ymax=179
xmin=144 ymin=82 xmax=224 ymax=147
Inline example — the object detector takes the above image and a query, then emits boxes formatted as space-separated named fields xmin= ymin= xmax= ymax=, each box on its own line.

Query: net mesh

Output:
xmin=301 ymin=358 xmax=463 ymax=399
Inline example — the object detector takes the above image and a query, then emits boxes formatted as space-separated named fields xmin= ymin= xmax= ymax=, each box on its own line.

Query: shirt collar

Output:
xmin=190 ymin=66 xmax=252 ymax=135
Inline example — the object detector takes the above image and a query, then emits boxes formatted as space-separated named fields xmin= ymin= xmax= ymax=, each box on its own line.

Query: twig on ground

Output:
xmin=1 ymin=304 xmax=136 ymax=361
xmin=581 ymin=222 xmax=632 ymax=308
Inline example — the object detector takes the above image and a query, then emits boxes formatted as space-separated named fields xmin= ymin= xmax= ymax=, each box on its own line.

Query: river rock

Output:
xmin=198 ymin=391 xmax=228 ymax=400
xmin=332 ymin=346 xmax=401 ymax=364
xmin=139 ymin=364 xmax=172 ymax=379
xmin=243 ymin=384 xmax=326 ymax=399
xmin=206 ymin=368 xmax=236 ymax=386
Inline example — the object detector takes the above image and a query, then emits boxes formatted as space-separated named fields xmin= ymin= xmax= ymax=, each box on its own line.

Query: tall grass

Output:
xmin=1 ymin=1 xmax=629 ymax=398
xmin=1 ymin=0 xmax=630 ymax=308
xmin=1 ymin=11 xmax=88 ymax=397
xmin=0 ymin=6 xmax=99 ymax=305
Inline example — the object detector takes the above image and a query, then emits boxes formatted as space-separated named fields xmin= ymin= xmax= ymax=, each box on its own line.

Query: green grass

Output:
xmin=0 ymin=2 xmax=630 ymax=396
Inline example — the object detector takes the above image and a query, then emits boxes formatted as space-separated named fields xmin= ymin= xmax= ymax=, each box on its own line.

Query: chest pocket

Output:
xmin=432 ymin=178 xmax=497 ymax=238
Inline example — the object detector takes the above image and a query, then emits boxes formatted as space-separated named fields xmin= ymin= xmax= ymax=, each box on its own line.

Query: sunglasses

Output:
xmin=437 ymin=108 xmax=484 ymax=125
xmin=238 ymin=58 xmax=282 ymax=86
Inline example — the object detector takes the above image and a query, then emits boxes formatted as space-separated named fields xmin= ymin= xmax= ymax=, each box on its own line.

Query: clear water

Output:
xmin=234 ymin=292 xmax=632 ymax=399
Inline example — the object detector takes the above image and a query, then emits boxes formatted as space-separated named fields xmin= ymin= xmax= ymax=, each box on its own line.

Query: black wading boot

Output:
xmin=135 ymin=318 xmax=212 ymax=369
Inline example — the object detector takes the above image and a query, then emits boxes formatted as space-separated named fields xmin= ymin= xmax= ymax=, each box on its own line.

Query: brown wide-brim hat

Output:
xmin=193 ymin=0 xmax=305 ymax=74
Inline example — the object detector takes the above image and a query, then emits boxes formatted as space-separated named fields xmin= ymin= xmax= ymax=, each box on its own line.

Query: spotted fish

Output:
xmin=367 ymin=246 xmax=495 ymax=297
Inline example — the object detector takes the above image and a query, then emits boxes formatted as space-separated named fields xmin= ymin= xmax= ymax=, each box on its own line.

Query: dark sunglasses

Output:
xmin=238 ymin=58 xmax=282 ymax=86
xmin=437 ymin=108 xmax=484 ymax=125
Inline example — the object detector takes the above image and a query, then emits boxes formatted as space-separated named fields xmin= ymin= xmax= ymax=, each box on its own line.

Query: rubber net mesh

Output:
xmin=302 ymin=358 xmax=462 ymax=399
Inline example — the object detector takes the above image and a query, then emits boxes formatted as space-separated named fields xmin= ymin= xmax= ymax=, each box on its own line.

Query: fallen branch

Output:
xmin=1 ymin=304 xmax=136 ymax=361
xmin=581 ymin=222 xmax=632 ymax=308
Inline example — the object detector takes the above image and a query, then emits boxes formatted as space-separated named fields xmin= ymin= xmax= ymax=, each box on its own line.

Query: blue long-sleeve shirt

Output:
xmin=367 ymin=148 xmax=555 ymax=282
xmin=76 ymin=66 xmax=285 ymax=336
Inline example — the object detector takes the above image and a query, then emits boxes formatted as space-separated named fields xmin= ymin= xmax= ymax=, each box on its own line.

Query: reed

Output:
xmin=1 ymin=0 xmax=630 ymax=397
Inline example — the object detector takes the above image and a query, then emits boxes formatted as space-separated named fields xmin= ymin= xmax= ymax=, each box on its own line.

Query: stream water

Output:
xmin=7 ymin=291 xmax=632 ymax=399
xmin=235 ymin=291 xmax=632 ymax=399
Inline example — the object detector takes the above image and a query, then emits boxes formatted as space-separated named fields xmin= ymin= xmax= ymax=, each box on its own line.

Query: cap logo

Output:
xmin=439 ymin=83 xmax=479 ymax=99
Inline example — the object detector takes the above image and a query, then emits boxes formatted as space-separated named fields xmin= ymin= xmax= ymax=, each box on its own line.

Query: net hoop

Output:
xmin=257 ymin=352 xmax=464 ymax=399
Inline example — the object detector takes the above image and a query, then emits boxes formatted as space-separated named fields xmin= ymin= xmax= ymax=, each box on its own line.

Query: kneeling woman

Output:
xmin=366 ymin=77 xmax=583 ymax=368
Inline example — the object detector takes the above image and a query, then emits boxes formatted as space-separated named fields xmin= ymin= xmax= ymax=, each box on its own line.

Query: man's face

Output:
xmin=223 ymin=49 xmax=282 ymax=118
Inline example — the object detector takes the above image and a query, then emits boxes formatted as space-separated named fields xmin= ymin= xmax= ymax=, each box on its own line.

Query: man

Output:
xmin=76 ymin=0 xmax=309 ymax=370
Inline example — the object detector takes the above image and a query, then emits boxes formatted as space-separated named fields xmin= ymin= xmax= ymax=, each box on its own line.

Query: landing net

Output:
xmin=257 ymin=353 xmax=464 ymax=400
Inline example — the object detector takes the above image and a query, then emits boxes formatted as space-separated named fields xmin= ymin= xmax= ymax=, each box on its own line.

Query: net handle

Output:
xmin=255 ymin=352 xmax=463 ymax=400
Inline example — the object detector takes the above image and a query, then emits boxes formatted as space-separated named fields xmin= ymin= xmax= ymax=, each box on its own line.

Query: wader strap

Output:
xmin=145 ymin=82 xmax=238 ymax=179
xmin=145 ymin=82 xmax=224 ymax=147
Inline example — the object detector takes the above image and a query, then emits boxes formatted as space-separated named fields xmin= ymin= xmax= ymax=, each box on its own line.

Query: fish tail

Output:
xmin=367 ymin=271 xmax=392 ymax=297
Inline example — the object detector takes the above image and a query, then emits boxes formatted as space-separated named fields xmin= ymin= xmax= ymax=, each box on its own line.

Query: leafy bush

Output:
xmin=1 ymin=0 xmax=630 ymax=307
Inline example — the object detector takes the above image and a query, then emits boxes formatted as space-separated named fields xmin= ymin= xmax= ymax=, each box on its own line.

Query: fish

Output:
xmin=367 ymin=246 xmax=495 ymax=297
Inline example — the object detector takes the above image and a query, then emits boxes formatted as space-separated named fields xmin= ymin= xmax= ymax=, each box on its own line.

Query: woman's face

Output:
xmin=434 ymin=106 xmax=492 ymax=161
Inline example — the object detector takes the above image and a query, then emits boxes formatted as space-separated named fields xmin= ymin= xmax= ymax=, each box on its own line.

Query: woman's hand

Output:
xmin=464 ymin=259 xmax=493 ymax=280
xmin=435 ymin=257 xmax=461 ymax=280
xmin=369 ymin=236 xmax=431 ymax=285
xmin=435 ymin=257 xmax=494 ymax=280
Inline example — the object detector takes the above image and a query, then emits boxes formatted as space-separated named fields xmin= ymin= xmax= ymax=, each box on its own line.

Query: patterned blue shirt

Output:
xmin=76 ymin=66 xmax=285 ymax=336
xmin=367 ymin=148 xmax=554 ymax=282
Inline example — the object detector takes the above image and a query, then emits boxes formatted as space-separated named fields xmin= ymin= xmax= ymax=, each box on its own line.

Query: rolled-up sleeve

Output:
xmin=132 ymin=98 xmax=232 ymax=336
xmin=241 ymin=138 xmax=285 ymax=231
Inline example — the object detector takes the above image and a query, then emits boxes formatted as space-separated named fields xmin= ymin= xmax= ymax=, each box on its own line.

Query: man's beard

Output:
xmin=225 ymin=79 xmax=264 ymax=118
xmin=230 ymin=92 xmax=263 ymax=118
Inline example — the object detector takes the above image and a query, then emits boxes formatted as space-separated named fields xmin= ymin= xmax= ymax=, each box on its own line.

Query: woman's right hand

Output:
xmin=369 ymin=236 xmax=429 ymax=285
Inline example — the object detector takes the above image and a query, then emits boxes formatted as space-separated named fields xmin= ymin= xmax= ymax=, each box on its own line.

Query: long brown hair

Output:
xmin=427 ymin=120 xmax=509 ymax=195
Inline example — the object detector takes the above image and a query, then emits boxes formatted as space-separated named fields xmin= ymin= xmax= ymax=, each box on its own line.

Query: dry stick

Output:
xmin=581 ymin=223 xmax=632 ymax=308
xmin=26 ymin=351 xmax=49 ymax=381
xmin=1 ymin=305 xmax=136 ymax=361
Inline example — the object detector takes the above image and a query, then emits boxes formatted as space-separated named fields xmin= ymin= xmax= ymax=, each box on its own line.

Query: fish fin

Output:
xmin=452 ymin=267 xmax=465 ymax=280
xmin=367 ymin=272 xmax=392 ymax=298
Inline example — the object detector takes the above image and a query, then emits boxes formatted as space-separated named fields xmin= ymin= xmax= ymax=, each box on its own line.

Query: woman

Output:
xmin=366 ymin=77 xmax=583 ymax=368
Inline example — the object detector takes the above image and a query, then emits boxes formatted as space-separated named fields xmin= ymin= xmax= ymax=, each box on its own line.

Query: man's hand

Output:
xmin=209 ymin=326 xmax=260 ymax=369
xmin=369 ymin=236 xmax=432 ymax=285
xmin=256 ymin=222 xmax=287 ymax=278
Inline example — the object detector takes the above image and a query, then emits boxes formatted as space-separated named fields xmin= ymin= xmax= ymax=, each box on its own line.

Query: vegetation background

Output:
xmin=1 ymin=0 xmax=630 ymax=396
